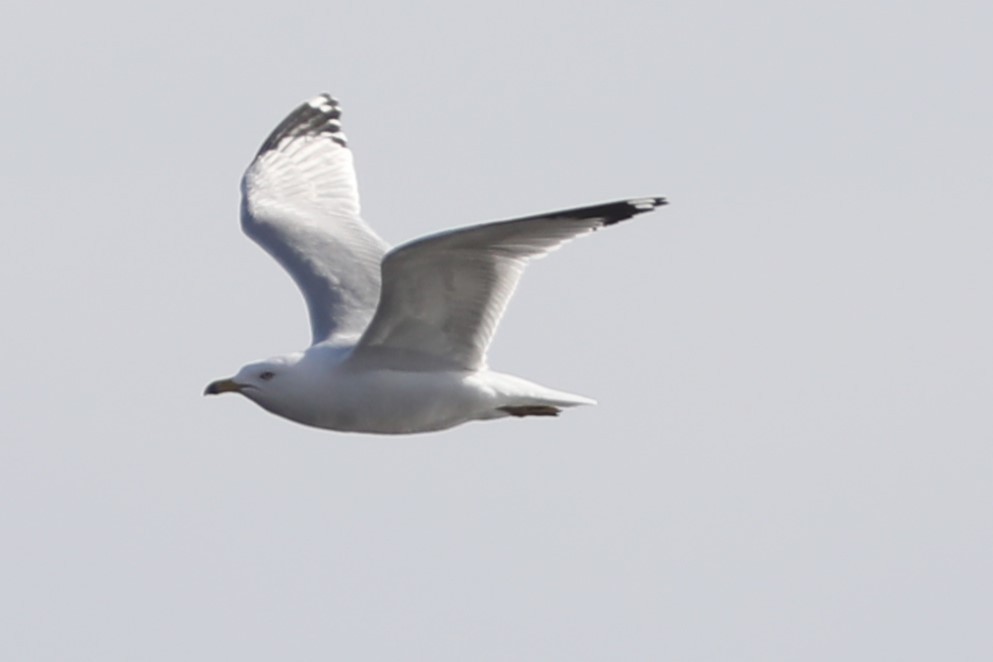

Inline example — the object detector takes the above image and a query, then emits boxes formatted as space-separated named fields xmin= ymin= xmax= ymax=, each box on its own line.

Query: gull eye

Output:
xmin=259 ymin=371 xmax=275 ymax=381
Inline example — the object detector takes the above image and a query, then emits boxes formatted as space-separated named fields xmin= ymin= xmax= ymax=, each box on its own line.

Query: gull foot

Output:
xmin=498 ymin=405 xmax=562 ymax=418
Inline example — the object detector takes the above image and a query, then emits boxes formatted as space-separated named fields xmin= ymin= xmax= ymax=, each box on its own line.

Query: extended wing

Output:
xmin=240 ymin=94 xmax=389 ymax=345
xmin=351 ymin=198 xmax=666 ymax=370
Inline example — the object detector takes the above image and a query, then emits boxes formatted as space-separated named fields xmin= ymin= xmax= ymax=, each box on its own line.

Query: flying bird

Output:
xmin=205 ymin=94 xmax=667 ymax=434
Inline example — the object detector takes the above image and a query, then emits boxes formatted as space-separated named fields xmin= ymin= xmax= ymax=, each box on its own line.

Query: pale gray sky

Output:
xmin=2 ymin=0 xmax=991 ymax=660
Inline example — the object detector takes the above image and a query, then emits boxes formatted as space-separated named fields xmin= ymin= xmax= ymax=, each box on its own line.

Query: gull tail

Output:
xmin=483 ymin=372 xmax=596 ymax=420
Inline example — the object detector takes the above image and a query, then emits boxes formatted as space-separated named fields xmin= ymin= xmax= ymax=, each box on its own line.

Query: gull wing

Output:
xmin=351 ymin=198 xmax=667 ymax=371
xmin=240 ymin=94 xmax=390 ymax=345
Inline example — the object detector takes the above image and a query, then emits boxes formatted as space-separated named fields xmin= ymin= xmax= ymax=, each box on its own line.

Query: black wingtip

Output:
xmin=539 ymin=196 xmax=668 ymax=227
xmin=601 ymin=197 xmax=668 ymax=226
xmin=256 ymin=93 xmax=348 ymax=156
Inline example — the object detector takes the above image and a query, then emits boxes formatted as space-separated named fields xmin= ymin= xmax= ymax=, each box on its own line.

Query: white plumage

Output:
xmin=206 ymin=94 xmax=667 ymax=434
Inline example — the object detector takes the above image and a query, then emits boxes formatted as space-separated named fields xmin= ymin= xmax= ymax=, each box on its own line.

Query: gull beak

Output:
xmin=204 ymin=377 xmax=243 ymax=396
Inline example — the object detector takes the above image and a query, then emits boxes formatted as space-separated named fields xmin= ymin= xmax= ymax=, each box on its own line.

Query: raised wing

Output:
xmin=241 ymin=94 xmax=390 ymax=345
xmin=351 ymin=197 xmax=667 ymax=370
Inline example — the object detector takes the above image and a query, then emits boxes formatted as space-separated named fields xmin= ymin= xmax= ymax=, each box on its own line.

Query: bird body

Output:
xmin=205 ymin=94 xmax=666 ymax=434
xmin=215 ymin=343 xmax=594 ymax=434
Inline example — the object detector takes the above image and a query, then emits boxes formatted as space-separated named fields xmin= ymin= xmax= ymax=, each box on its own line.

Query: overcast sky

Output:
xmin=2 ymin=0 xmax=991 ymax=660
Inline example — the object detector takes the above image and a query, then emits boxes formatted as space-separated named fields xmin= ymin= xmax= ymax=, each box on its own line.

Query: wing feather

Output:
xmin=240 ymin=94 xmax=389 ymax=344
xmin=352 ymin=198 xmax=666 ymax=370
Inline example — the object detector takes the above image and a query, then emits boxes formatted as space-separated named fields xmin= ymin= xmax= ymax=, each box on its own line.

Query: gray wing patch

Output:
xmin=354 ymin=197 xmax=668 ymax=369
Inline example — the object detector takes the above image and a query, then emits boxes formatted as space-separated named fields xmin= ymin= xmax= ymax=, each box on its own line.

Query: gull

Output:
xmin=205 ymin=94 xmax=667 ymax=434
